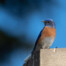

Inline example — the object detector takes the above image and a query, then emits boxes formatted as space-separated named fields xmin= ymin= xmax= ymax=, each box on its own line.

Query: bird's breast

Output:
xmin=37 ymin=26 xmax=56 ymax=44
xmin=41 ymin=36 xmax=54 ymax=48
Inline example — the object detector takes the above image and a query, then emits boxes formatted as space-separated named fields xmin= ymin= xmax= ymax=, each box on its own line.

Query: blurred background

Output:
xmin=0 ymin=0 xmax=66 ymax=66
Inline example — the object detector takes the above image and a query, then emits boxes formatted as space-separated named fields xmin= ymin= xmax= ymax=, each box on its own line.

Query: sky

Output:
xmin=0 ymin=0 xmax=66 ymax=66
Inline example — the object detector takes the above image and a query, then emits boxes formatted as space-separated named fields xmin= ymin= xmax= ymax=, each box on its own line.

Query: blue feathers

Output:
xmin=32 ymin=29 xmax=43 ymax=54
xmin=45 ymin=19 xmax=53 ymax=22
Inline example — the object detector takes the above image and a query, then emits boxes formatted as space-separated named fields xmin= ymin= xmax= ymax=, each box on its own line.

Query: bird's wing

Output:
xmin=32 ymin=28 xmax=43 ymax=54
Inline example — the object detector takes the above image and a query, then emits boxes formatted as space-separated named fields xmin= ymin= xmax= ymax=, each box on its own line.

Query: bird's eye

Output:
xmin=47 ymin=21 xmax=49 ymax=23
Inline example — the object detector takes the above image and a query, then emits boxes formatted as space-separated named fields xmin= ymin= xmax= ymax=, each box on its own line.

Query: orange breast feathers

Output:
xmin=37 ymin=26 xmax=56 ymax=44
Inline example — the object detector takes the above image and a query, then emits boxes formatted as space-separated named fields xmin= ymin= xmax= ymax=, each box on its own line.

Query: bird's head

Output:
xmin=42 ymin=19 xmax=55 ymax=28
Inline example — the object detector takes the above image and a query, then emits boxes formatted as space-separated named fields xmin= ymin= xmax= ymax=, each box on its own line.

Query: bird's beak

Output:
xmin=41 ymin=20 xmax=45 ymax=23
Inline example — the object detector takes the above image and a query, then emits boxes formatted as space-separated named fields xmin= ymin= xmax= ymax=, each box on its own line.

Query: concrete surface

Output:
xmin=23 ymin=48 xmax=66 ymax=66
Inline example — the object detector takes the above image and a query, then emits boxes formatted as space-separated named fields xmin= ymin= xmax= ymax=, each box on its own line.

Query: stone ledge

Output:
xmin=23 ymin=48 xmax=66 ymax=66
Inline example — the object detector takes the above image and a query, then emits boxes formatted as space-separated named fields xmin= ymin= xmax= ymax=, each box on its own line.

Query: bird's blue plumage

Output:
xmin=45 ymin=19 xmax=53 ymax=22
xmin=32 ymin=29 xmax=43 ymax=54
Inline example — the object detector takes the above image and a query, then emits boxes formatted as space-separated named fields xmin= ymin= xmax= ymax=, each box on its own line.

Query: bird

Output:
xmin=32 ymin=19 xmax=56 ymax=54
xmin=24 ymin=19 xmax=56 ymax=63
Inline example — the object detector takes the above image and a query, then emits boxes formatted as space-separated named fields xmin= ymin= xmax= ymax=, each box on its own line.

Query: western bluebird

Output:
xmin=32 ymin=19 xmax=56 ymax=54
xmin=24 ymin=19 xmax=56 ymax=63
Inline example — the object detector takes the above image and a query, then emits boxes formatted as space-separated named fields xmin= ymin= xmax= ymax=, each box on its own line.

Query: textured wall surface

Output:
xmin=23 ymin=48 xmax=66 ymax=66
